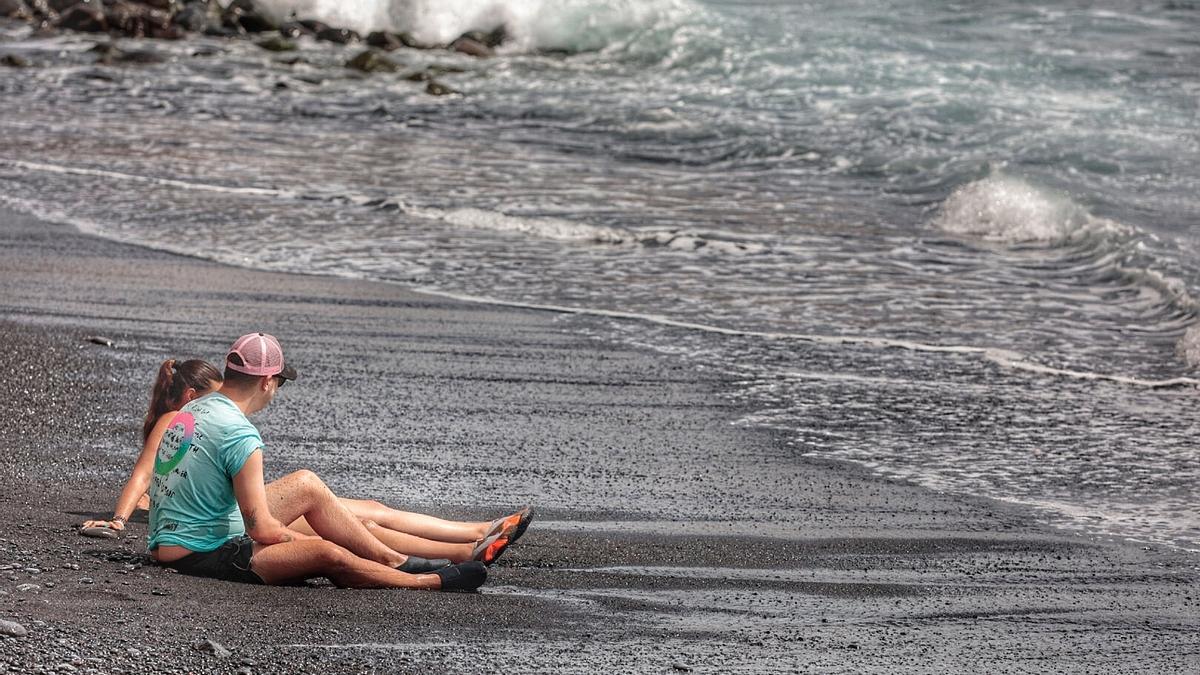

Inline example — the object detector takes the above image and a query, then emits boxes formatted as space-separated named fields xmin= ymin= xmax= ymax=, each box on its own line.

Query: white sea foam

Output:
xmin=1177 ymin=323 xmax=1200 ymax=369
xmin=421 ymin=205 xmax=630 ymax=243
xmin=249 ymin=0 xmax=696 ymax=51
xmin=933 ymin=174 xmax=1097 ymax=243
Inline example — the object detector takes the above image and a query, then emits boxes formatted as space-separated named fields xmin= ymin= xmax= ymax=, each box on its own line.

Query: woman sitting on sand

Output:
xmin=81 ymin=359 xmax=531 ymax=564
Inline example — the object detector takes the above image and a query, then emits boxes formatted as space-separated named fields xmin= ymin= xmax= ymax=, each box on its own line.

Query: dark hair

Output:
xmin=223 ymin=353 xmax=262 ymax=385
xmin=143 ymin=359 xmax=223 ymax=441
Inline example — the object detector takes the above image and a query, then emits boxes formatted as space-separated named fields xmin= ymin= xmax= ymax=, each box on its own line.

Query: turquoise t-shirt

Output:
xmin=147 ymin=393 xmax=263 ymax=553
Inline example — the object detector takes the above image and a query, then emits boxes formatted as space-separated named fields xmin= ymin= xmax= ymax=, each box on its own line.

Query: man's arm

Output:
xmin=232 ymin=451 xmax=315 ymax=545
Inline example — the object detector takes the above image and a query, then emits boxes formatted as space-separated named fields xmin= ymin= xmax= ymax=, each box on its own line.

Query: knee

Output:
xmin=316 ymin=541 xmax=354 ymax=569
xmin=286 ymin=469 xmax=326 ymax=494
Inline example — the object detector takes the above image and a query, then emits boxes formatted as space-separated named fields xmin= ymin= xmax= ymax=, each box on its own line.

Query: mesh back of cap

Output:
xmin=227 ymin=333 xmax=284 ymax=376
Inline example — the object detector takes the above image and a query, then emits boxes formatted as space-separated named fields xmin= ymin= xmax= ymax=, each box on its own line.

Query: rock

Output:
xmin=85 ymin=334 xmax=114 ymax=346
xmin=193 ymin=638 xmax=231 ymax=658
xmin=224 ymin=0 xmax=274 ymax=33
xmin=104 ymin=1 xmax=178 ymax=40
xmin=297 ymin=19 xmax=328 ymax=34
xmin=78 ymin=577 xmax=93 ymax=584
xmin=46 ymin=0 xmax=75 ymax=11
xmin=463 ymin=27 xmax=507 ymax=48
xmin=56 ymin=4 xmax=106 ymax=32
xmin=316 ymin=27 xmax=358 ymax=44
xmin=1 ymin=54 xmax=30 ymax=68
xmin=125 ymin=648 xmax=140 ymax=658
xmin=425 ymin=80 xmax=459 ymax=96
xmin=23 ymin=568 xmax=39 ymax=574
xmin=345 ymin=49 xmax=400 ymax=73
xmin=256 ymin=34 xmax=295 ymax=52
xmin=171 ymin=1 xmax=218 ymax=33
xmin=0 ymin=619 xmax=27 ymax=637
xmin=449 ymin=36 xmax=491 ymax=58
xmin=366 ymin=31 xmax=403 ymax=51
xmin=367 ymin=31 xmax=431 ymax=51
xmin=277 ymin=20 xmax=307 ymax=38
xmin=16 ymin=583 xmax=40 ymax=592
xmin=27 ymin=0 xmax=56 ymax=21
xmin=0 ymin=0 xmax=32 ymax=20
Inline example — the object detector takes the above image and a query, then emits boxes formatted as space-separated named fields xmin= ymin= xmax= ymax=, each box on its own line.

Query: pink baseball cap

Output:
xmin=225 ymin=332 xmax=298 ymax=380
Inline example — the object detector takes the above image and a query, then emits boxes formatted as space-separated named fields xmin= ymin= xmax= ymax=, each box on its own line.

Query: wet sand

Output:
xmin=0 ymin=208 xmax=1197 ymax=674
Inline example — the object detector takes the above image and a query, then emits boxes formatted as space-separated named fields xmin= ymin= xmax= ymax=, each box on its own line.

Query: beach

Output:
xmin=0 ymin=209 xmax=1197 ymax=673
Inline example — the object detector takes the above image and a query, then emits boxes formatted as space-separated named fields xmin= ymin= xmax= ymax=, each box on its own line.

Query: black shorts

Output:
xmin=160 ymin=535 xmax=263 ymax=585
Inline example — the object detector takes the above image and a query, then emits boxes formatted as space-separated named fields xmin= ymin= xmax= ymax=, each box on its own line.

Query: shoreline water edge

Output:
xmin=1 ymin=211 xmax=1198 ymax=673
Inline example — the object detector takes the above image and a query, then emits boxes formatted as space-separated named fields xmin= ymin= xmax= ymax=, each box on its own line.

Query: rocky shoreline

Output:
xmin=1 ymin=0 xmax=515 ymax=94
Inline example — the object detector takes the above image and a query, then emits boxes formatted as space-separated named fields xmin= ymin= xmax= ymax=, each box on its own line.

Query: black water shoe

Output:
xmin=395 ymin=556 xmax=452 ymax=573
xmin=435 ymin=561 xmax=487 ymax=592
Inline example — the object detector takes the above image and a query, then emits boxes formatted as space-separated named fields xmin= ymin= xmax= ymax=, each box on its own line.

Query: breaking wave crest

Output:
xmin=932 ymin=174 xmax=1108 ymax=244
xmin=250 ymin=0 xmax=703 ymax=53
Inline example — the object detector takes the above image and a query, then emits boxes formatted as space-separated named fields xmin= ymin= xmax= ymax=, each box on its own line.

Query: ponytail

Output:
xmin=141 ymin=359 xmax=223 ymax=441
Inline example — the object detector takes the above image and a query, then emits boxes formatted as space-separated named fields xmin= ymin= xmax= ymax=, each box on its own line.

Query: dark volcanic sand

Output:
xmin=0 ymin=209 xmax=1197 ymax=674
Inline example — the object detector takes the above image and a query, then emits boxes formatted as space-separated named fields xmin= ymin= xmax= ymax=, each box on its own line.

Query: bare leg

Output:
xmin=249 ymin=539 xmax=440 ymax=589
xmin=264 ymin=470 xmax=406 ymax=568
xmin=290 ymin=518 xmax=475 ymax=562
xmin=338 ymin=498 xmax=489 ymax=543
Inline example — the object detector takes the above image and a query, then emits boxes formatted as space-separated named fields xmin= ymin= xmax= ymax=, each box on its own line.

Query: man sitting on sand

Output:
xmin=148 ymin=332 xmax=487 ymax=591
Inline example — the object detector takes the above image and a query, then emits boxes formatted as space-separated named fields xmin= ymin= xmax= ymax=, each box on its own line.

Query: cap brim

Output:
xmin=278 ymin=364 xmax=298 ymax=381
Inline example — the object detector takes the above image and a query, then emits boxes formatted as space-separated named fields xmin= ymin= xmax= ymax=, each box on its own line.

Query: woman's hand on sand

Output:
xmin=81 ymin=519 xmax=125 ymax=532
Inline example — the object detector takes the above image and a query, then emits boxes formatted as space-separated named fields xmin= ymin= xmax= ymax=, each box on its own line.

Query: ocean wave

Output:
xmin=932 ymin=174 xmax=1108 ymax=243
xmin=0 ymin=157 xmax=765 ymax=255
xmin=250 ymin=0 xmax=702 ymax=53
xmin=934 ymin=173 xmax=1200 ymax=369
xmin=382 ymin=200 xmax=767 ymax=253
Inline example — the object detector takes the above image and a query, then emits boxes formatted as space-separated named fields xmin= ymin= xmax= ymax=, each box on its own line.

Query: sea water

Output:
xmin=0 ymin=0 xmax=1197 ymax=549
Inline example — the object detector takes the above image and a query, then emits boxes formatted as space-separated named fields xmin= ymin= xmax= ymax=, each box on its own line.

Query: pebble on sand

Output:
xmin=194 ymin=638 xmax=232 ymax=658
xmin=0 ymin=619 xmax=28 ymax=637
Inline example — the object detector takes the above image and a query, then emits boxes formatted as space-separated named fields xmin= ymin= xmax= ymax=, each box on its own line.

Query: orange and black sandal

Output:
xmin=471 ymin=532 xmax=512 ymax=565
xmin=486 ymin=506 xmax=533 ymax=543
